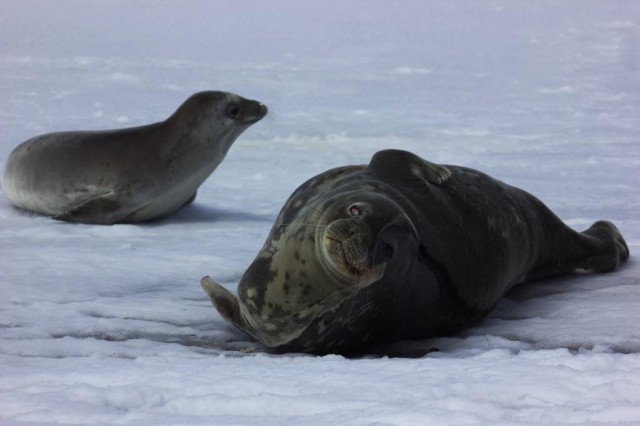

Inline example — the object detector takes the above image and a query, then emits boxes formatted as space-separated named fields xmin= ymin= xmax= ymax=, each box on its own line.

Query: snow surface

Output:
xmin=1 ymin=1 xmax=639 ymax=424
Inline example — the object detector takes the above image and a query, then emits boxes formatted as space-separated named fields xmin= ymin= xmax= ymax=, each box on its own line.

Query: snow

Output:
xmin=1 ymin=0 xmax=639 ymax=424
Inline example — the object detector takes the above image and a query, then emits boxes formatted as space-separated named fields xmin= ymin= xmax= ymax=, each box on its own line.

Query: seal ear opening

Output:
xmin=200 ymin=276 xmax=254 ymax=336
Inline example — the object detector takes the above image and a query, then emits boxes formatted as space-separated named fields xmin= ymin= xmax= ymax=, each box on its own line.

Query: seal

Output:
xmin=201 ymin=149 xmax=629 ymax=355
xmin=2 ymin=91 xmax=267 ymax=224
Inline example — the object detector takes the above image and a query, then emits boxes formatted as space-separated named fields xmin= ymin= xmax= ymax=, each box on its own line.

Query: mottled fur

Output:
xmin=203 ymin=150 xmax=629 ymax=355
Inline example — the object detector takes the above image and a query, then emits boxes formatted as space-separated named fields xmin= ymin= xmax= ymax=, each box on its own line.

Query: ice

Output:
xmin=1 ymin=1 xmax=639 ymax=424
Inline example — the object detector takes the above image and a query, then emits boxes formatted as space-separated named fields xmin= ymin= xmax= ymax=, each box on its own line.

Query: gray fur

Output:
xmin=3 ymin=91 xmax=267 ymax=224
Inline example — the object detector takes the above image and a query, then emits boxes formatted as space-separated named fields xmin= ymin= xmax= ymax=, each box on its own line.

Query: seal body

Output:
xmin=2 ymin=91 xmax=267 ymax=224
xmin=202 ymin=149 xmax=629 ymax=355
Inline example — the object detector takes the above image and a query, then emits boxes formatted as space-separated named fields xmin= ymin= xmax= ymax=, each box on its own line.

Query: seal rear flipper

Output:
xmin=526 ymin=220 xmax=630 ymax=282
xmin=580 ymin=220 xmax=630 ymax=272
xmin=368 ymin=149 xmax=451 ymax=185
xmin=201 ymin=276 xmax=255 ymax=336
xmin=54 ymin=192 xmax=129 ymax=224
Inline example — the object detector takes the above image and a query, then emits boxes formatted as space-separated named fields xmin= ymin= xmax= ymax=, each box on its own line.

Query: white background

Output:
xmin=1 ymin=1 xmax=639 ymax=424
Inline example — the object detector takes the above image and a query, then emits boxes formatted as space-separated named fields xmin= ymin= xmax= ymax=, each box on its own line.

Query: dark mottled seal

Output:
xmin=202 ymin=149 xmax=629 ymax=355
xmin=2 ymin=91 xmax=267 ymax=224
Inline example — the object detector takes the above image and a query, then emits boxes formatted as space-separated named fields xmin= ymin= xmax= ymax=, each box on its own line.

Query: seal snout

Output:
xmin=226 ymin=99 xmax=268 ymax=124
xmin=323 ymin=218 xmax=372 ymax=272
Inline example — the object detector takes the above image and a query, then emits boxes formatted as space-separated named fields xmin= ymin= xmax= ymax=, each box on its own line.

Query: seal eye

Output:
xmin=227 ymin=106 xmax=241 ymax=119
xmin=348 ymin=205 xmax=362 ymax=216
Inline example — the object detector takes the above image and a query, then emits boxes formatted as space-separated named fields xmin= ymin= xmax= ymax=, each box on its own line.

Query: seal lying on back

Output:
xmin=202 ymin=149 xmax=629 ymax=355
xmin=2 ymin=91 xmax=267 ymax=224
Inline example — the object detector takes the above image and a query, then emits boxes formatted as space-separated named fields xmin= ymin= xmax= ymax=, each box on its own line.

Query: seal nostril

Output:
xmin=382 ymin=243 xmax=394 ymax=259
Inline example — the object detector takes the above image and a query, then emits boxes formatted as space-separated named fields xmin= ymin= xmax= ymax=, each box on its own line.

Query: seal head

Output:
xmin=202 ymin=200 xmax=419 ymax=352
xmin=202 ymin=166 xmax=427 ymax=354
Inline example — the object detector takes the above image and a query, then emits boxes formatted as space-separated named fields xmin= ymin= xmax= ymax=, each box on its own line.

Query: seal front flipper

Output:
xmin=368 ymin=149 xmax=451 ymax=185
xmin=182 ymin=191 xmax=197 ymax=207
xmin=54 ymin=192 xmax=129 ymax=224
xmin=201 ymin=276 xmax=254 ymax=336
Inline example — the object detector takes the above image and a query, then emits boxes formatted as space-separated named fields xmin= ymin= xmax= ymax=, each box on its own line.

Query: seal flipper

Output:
xmin=54 ymin=192 xmax=129 ymax=224
xmin=201 ymin=276 xmax=255 ymax=336
xmin=182 ymin=191 xmax=197 ymax=207
xmin=579 ymin=220 xmax=629 ymax=272
xmin=526 ymin=220 xmax=629 ymax=282
xmin=368 ymin=149 xmax=451 ymax=185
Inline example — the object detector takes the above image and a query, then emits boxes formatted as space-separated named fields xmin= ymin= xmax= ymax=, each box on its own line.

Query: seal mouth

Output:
xmin=324 ymin=235 xmax=368 ymax=274
xmin=321 ymin=224 xmax=385 ymax=287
